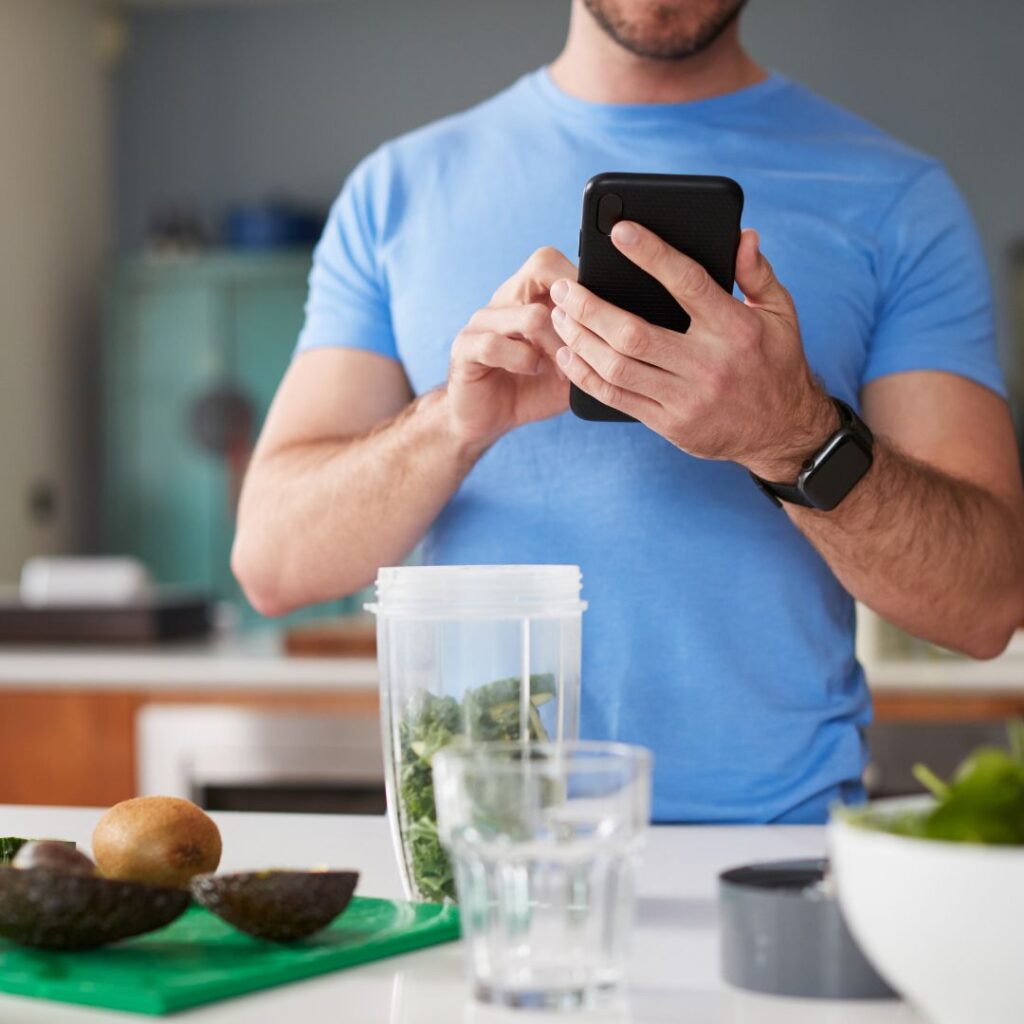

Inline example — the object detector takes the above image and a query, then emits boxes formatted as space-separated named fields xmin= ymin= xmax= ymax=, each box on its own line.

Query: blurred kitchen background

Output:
xmin=2 ymin=0 xmax=1024 ymax=813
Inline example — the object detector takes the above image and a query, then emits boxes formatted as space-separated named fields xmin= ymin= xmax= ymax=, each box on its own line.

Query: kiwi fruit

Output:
xmin=191 ymin=870 xmax=359 ymax=943
xmin=0 ymin=868 xmax=189 ymax=950
xmin=93 ymin=796 xmax=222 ymax=888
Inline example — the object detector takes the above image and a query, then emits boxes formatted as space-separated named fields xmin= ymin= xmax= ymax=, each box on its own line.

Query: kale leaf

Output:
xmin=0 ymin=838 xmax=28 ymax=865
xmin=0 ymin=838 xmax=75 ymax=866
xmin=396 ymin=674 xmax=555 ymax=902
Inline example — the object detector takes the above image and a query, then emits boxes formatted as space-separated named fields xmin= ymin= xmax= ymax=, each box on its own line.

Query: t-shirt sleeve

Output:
xmin=294 ymin=151 xmax=399 ymax=361
xmin=863 ymin=164 xmax=1006 ymax=397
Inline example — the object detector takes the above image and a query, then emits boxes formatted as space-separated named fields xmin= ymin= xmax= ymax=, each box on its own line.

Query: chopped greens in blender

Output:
xmin=397 ymin=673 xmax=556 ymax=902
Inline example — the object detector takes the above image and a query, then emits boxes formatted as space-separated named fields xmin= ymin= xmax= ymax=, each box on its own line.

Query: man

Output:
xmin=232 ymin=0 xmax=1024 ymax=823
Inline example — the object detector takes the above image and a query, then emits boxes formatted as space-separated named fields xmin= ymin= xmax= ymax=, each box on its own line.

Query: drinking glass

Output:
xmin=432 ymin=741 xmax=652 ymax=1010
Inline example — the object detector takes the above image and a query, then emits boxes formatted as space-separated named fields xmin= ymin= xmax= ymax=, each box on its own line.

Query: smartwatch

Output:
xmin=751 ymin=398 xmax=874 ymax=512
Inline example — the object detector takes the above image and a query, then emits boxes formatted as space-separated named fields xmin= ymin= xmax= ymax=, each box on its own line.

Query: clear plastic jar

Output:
xmin=367 ymin=565 xmax=586 ymax=902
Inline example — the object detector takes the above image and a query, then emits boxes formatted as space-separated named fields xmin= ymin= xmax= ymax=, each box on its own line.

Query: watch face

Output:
xmin=801 ymin=433 xmax=872 ymax=511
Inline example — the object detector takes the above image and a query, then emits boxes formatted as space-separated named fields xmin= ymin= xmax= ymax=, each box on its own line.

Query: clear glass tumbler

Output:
xmin=432 ymin=741 xmax=652 ymax=1010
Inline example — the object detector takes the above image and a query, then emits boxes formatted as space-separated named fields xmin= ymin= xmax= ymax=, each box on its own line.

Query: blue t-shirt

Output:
xmin=296 ymin=70 xmax=1004 ymax=824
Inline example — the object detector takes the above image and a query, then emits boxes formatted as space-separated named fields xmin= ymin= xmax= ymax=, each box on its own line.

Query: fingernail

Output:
xmin=556 ymin=346 xmax=572 ymax=368
xmin=612 ymin=222 xmax=638 ymax=246
xmin=550 ymin=279 xmax=569 ymax=303
xmin=551 ymin=306 xmax=566 ymax=324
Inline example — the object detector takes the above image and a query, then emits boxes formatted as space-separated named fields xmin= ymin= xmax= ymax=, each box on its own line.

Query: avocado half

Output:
xmin=1 ymin=838 xmax=76 ymax=866
xmin=0 ymin=867 xmax=190 ymax=951
xmin=191 ymin=870 xmax=359 ymax=943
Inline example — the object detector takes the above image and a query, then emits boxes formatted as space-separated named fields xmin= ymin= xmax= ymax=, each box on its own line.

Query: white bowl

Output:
xmin=829 ymin=797 xmax=1024 ymax=1024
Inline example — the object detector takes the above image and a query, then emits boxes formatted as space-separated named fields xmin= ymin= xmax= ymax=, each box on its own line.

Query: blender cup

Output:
xmin=368 ymin=565 xmax=586 ymax=902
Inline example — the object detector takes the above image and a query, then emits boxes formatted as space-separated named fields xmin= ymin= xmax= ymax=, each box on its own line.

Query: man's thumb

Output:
xmin=735 ymin=229 xmax=790 ymax=315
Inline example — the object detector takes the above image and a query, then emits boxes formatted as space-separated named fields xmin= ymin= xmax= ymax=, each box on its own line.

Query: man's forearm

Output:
xmin=785 ymin=441 xmax=1024 ymax=658
xmin=232 ymin=388 xmax=485 ymax=616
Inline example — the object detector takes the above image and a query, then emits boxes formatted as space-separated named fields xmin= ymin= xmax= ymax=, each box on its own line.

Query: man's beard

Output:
xmin=582 ymin=0 xmax=748 ymax=61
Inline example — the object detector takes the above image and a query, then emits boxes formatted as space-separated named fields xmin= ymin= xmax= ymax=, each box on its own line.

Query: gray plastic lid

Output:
xmin=718 ymin=858 xmax=897 ymax=1000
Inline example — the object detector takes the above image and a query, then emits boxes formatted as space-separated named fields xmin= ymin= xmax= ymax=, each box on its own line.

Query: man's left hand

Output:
xmin=549 ymin=221 xmax=837 ymax=481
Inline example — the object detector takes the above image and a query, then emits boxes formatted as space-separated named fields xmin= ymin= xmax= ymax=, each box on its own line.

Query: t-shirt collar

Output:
xmin=527 ymin=65 xmax=787 ymax=127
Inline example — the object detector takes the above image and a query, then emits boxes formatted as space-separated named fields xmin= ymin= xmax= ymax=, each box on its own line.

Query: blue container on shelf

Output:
xmin=223 ymin=203 xmax=324 ymax=250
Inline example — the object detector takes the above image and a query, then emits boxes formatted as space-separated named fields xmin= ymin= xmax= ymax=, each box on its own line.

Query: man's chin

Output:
xmin=582 ymin=0 xmax=747 ymax=61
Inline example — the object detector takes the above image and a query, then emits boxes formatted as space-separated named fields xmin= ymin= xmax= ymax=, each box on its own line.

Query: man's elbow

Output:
xmin=959 ymin=628 xmax=1013 ymax=661
xmin=954 ymin=596 xmax=1024 ymax=661
xmin=231 ymin=534 xmax=295 ymax=619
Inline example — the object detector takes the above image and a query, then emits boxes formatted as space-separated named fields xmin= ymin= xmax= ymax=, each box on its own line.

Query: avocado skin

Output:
xmin=0 ymin=868 xmax=190 ymax=950
xmin=191 ymin=870 xmax=359 ymax=943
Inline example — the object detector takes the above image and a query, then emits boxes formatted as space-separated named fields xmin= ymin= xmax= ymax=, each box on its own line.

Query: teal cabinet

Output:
xmin=102 ymin=250 xmax=358 ymax=626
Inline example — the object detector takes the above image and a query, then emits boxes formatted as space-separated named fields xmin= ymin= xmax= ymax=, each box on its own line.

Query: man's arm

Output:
xmin=777 ymin=372 xmax=1024 ymax=659
xmin=232 ymin=348 xmax=469 ymax=616
xmin=548 ymin=222 xmax=1024 ymax=659
xmin=232 ymin=248 xmax=575 ymax=616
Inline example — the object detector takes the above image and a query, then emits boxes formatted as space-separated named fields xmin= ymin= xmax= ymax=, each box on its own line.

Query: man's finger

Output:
xmin=610 ymin=221 xmax=735 ymax=324
xmin=491 ymin=246 xmax=577 ymax=305
xmin=549 ymin=280 xmax=680 ymax=369
xmin=554 ymin=344 xmax=663 ymax=422
xmin=469 ymin=303 xmax=563 ymax=358
xmin=734 ymin=229 xmax=794 ymax=318
xmin=551 ymin=307 xmax=673 ymax=399
xmin=451 ymin=331 xmax=542 ymax=379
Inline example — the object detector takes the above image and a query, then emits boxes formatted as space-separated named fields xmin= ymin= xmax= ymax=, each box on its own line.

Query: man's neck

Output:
xmin=548 ymin=3 xmax=766 ymax=105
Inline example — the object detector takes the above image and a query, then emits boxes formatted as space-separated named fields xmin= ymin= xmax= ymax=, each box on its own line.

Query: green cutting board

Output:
xmin=0 ymin=897 xmax=459 ymax=1015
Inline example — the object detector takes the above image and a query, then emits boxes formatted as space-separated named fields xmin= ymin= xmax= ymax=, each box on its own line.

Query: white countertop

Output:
xmin=2 ymin=616 xmax=1024 ymax=696
xmin=0 ymin=806 xmax=921 ymax=1024
xmin=865 ymin=655 xmax=1024 ymax=691
xmin=0 ymin=630 xmax=377 ymax=690
xmin=0 ymin=627 xmax=1023 ymax=694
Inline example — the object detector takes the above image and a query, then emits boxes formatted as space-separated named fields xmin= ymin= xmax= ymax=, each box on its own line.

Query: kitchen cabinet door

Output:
xmin=133 ymin=280 xmax=224 ymax=589
xmin=212 ymin=275 xmax=306 ymax=607
xmin=103 ymin=252 xmax=355 ymax=624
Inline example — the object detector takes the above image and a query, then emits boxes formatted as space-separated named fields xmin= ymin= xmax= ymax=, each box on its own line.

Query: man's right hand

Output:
xmin=446 ymin=246 xmax=576 ymax=448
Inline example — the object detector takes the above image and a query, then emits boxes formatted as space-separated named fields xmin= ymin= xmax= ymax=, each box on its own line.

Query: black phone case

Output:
xmin=571 ymin=172 xmax=744 ymax=422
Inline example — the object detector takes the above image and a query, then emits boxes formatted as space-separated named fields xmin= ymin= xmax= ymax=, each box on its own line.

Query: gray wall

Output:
xmin=114 ymin=0 xmax=571 ymax=247
xmin=115 ymin=0 xmax=1024 ymax=371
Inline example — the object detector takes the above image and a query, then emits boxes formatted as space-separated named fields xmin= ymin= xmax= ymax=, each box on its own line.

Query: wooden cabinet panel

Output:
xmin=873 ymin=689 xmax=1024 ymax=723
xmin=3 ymin=683 xmax=1017 ymax=807
xmin=0 ymin=688 xmax=378 ymax=808
xmin=0 ymin=691 xmax=137 ymax=807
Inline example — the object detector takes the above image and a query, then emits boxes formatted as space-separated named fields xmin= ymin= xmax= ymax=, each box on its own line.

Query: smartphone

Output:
xmin=570 ymin=172 xmax=744 ymax=422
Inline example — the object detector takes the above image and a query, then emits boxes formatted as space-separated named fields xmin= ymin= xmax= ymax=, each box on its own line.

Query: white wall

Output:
xmin=0 ymin=0 xmax=111 ymax=578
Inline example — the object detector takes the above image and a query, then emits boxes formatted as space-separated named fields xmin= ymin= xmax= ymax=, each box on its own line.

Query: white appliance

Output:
xmin=137 ymin=704 xmax=385 ymax=814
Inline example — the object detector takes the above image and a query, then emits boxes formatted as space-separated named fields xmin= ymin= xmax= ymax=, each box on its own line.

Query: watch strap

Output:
xmin=751 ymin=398 xmax=873 ymax=509
xmin=750 ymin=473 xmax=805 ymax=508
